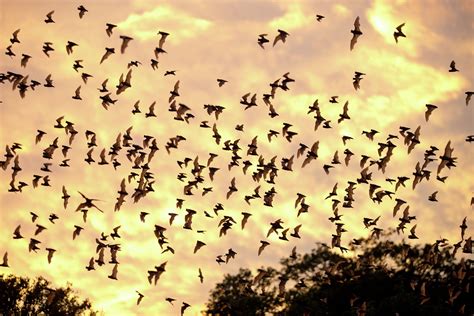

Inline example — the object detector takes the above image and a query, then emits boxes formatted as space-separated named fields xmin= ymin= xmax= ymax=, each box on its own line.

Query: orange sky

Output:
xmin=0 ymin=0 xmax=473 ymax=315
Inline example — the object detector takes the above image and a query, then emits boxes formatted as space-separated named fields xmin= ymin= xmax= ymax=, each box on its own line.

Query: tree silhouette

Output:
xmin=0 ymin=274 xmax=96 ymax=315
xmin=206 ymin=232 xmax=473 ymax=315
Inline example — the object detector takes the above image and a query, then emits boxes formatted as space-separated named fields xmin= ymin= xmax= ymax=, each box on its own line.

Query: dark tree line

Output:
xmin=0 ymin=274 xmax=96 ymax=315
xmin=206 ymin=232 xmax=473 ymax=316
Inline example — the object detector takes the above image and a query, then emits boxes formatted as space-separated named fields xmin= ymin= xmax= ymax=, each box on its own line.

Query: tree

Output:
xmin=0 ymin=274 xmax=96 ymax=315
xmin=206 ymin=267 xmax=279 ymax=316
xmin=206 ymin=232 xmax=473 ymax=315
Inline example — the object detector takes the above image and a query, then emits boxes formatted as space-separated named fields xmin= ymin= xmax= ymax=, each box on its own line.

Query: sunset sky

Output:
xmin=0 ymin=0 xmax=473 ymax=315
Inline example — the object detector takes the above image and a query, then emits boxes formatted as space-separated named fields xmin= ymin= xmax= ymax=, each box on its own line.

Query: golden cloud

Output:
xmin=118 ymin=5 xmax=212 ymax=43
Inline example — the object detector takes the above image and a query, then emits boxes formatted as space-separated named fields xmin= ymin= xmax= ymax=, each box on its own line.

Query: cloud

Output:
xmin=367 ymin=0 xmax=443 ymax=57
xmin=332 ymin=4 xmax=351 ymax=17
xmin=268 ymin=3 xmax=313 ymax=31
xmin=119 ymin=5 xmax=212 ymax=42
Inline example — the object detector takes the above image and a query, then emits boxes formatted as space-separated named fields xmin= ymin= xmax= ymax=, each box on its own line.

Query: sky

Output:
xmin=0 ymin=0 xmax=473 ymax=315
